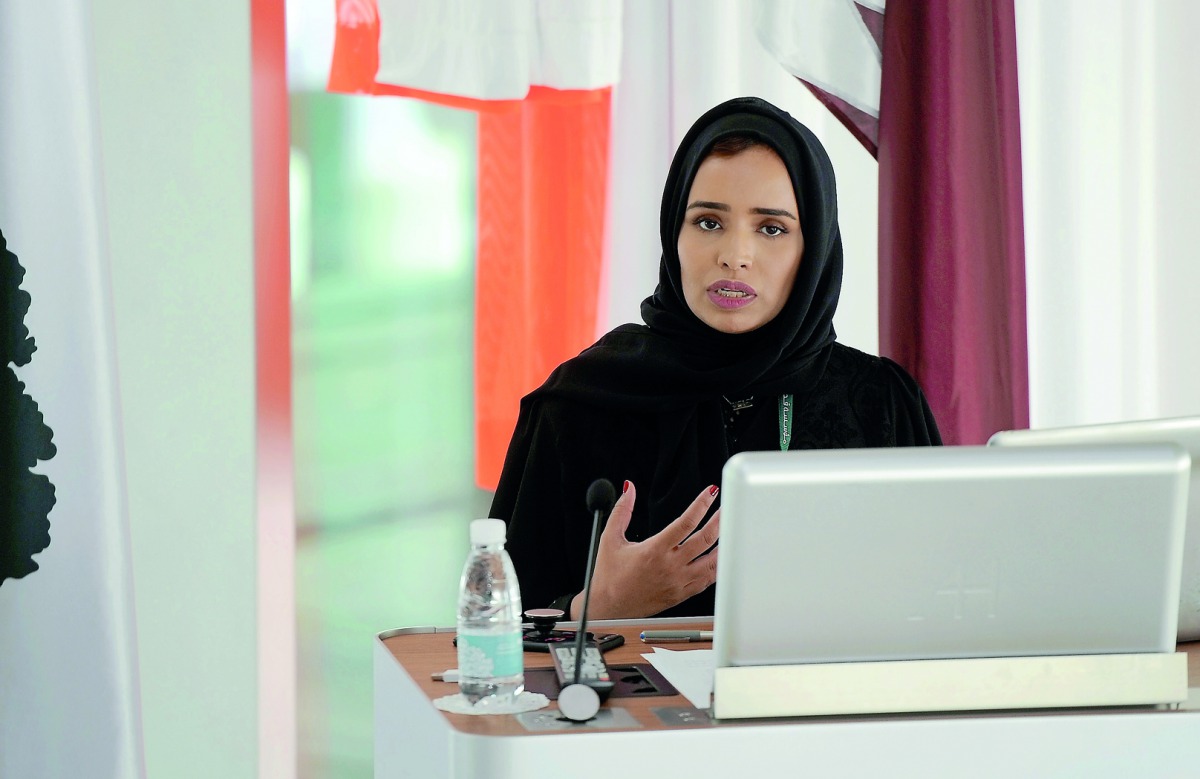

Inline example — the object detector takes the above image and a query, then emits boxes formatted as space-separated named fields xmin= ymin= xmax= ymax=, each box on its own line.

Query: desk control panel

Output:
xmin=551 ymin=643 xmax=615 ymax=701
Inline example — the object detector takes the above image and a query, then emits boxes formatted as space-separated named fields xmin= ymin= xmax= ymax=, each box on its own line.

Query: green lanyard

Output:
xmin=778 ymin=393 xmax=794 ymax=451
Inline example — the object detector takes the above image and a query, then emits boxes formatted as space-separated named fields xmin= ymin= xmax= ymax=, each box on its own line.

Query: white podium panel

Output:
xmin=712 ymin=652 xmax=1189 ymax=719
xmin=374 ymin=622 xmax=1200 ymax=779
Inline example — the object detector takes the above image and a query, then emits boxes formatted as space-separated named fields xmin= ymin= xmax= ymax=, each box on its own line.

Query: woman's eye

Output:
xmin=760 ymin=224 xmax=786 ymax=237
xmin=696 ymin=217 xmax=721 ymax=231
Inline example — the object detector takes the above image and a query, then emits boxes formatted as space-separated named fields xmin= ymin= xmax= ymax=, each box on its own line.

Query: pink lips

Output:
xmin=706 ymin=279 xmax=757 ymax=310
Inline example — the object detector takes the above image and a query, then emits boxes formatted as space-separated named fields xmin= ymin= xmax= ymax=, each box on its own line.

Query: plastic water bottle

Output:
xmin=457 ymin=518 xmax=524 ymax=706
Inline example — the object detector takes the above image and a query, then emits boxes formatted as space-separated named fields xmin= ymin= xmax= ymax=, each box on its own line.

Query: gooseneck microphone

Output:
xmin=556 ymin=478 xmax=617 ymax=721
xmin=576 ymin=477 xmax=617 ymax=666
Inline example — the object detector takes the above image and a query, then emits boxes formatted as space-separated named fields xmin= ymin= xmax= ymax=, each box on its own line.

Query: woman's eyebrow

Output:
xmin=686 ymin=201 xmax=798 ymax=221
xmin=752 ymin=207 xmax=798 ymax=221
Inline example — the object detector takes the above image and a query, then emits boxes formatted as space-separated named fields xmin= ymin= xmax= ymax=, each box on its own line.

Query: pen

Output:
xmin=639 ymin=630 xmax=713 ymax=643
xmin=431 ymin=669 xmax=460 ymax=682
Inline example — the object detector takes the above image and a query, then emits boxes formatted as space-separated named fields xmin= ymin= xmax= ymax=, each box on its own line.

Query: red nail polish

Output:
xmin=623 ymin=480 xmax=631 ymax=494
xmin=709 ymin=485 xmax=719 ymax=497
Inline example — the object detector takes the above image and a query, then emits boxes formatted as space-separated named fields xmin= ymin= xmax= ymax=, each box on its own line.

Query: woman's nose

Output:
xmin=719 ymin=232 xmax=753 ymax=270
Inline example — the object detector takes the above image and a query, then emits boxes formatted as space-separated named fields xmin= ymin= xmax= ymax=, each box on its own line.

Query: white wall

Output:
xmin=90 ymin=1 xmax=264 ymax=776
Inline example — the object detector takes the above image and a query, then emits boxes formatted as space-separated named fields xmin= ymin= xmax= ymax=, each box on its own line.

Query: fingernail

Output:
xmin=709 ymin=485 xmax=719 ymax=497
xmin=623 ymin=480 xmax=631 ymax=494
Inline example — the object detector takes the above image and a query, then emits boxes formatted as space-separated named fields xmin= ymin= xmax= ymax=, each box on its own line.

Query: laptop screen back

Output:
xmin=990 ymin=416 xmax=1200 ymax=641
xmin=713 ymin=445 xmax=1188 ymax=670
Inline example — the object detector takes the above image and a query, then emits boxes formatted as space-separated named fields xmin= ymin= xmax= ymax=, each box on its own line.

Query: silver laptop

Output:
xmin=713 ymin=445 xmax=1189 ymax=669
xmin=990 ymin=416 xmax=1200 ymax=642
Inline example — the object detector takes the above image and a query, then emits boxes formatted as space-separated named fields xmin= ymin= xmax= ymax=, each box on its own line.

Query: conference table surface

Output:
xmin=374 ymin=618 xmax=1200 ymax=778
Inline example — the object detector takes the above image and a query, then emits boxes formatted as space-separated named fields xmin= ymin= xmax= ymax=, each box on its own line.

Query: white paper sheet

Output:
xmin=641 ymin=648 xmax=716 ymax=710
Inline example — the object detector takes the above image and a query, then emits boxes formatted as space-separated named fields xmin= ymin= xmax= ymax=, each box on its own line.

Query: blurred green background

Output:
xmin=290 ymin=91 xmax=491 ymax=777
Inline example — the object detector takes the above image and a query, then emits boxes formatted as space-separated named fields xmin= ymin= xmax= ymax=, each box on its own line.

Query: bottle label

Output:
xmin=457 ymin=630 xmax=523 ymax=679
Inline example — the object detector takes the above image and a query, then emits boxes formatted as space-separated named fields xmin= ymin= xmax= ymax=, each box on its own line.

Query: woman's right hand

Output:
xmin=570 ymin=481 xmax=720 ymax=620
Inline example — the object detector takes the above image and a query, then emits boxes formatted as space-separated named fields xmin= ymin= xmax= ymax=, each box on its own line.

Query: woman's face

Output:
xmin=677 ymin=146 xmax=804 ymax=334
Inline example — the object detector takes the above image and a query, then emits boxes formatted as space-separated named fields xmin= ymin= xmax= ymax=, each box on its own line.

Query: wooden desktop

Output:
xmin=374 ymin=618 xmax=1200 ymax=778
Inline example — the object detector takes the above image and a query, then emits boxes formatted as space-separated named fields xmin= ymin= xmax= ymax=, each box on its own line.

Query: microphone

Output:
xmin=557 ymin=478 xmax=617 ymax=722
xmin=585 ymin=479 xmax=617 ymax=519
xmin=576 ymin=478 xmax=616 ymax=654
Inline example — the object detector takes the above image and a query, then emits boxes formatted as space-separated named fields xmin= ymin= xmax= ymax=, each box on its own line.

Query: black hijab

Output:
xmin=526 ymin=96 xmax=843 ymax=408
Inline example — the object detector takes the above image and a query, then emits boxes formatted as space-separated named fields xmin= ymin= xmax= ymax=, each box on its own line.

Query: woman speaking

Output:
xmin=490 ymin=96 xmax=941 ymax=620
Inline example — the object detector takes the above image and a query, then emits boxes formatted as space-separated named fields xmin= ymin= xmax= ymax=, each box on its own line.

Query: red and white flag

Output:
xmin=329 ymin=0 xmax=622 ymax=489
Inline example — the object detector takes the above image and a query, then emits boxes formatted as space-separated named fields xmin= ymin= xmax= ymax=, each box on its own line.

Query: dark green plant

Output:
xmin=1 ymin=228 xmax=57 ymax=584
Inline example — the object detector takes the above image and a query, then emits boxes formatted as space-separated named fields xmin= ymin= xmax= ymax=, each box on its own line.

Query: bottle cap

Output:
xmin=469 ymin=518 xmax=507 ymax=545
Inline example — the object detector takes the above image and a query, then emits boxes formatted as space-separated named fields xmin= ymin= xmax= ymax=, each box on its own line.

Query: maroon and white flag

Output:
xmin=756 ymin=0 xmax=884 ymax=154
xmin=757 ymin=0 xmax=1029 ymax=444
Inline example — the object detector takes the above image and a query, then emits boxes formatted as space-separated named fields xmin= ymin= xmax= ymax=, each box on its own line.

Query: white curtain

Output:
xmin=1017 ymin=0 xmax=1200 ymax=428
xmin=0 ymin=1 xmax=144 ymax=776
